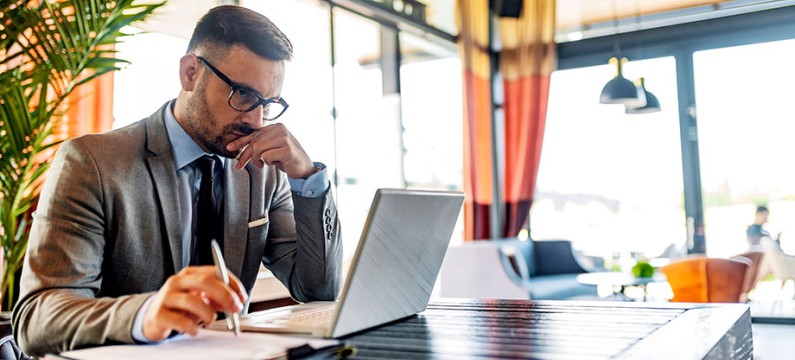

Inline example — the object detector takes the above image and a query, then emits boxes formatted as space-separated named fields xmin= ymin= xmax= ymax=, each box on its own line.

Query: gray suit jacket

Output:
xmin=12 ymin=103 xmax=342 ymax=355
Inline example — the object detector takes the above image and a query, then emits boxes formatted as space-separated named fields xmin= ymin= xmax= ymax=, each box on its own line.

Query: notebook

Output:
xmin=56 ymin=329 xmax=344 ymax=360
xmin=225 ymin=188 xmax=464 ymax=338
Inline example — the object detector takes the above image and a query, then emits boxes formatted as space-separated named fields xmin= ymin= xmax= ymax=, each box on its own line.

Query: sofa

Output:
xmin=440 ymin=238 xmax=601 ymax=300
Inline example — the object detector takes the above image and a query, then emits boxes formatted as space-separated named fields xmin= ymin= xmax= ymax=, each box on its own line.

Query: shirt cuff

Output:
xmin=288 ymin=162 xmax=329 ymax=198
xmin=131 ymin=296 xmax=156 ymax=343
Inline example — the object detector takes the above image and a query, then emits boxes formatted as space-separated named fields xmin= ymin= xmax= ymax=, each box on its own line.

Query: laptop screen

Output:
xmin=331 ymin=189 xmax=464 ymax=338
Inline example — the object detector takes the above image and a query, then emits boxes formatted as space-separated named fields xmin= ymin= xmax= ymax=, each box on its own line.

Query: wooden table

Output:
xmin=341 ymin=298 xmax=752 ymax=359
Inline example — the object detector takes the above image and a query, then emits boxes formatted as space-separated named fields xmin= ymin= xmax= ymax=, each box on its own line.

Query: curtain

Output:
xmin=456 ymin=0 xmax=494 ymax=240
xmin=32 ymin=55 xmax=115 ymax=199
xmin=500 ymin=0 xmax=556 ymax=236
xmin=456 ymin=0 xmax=556 ymax=240
xmin=63 ymin=71 xmax=115 ymax=138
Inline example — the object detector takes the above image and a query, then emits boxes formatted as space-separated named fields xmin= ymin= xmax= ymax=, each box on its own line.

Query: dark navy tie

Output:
xmin=194 ymin=155 xmax=222 ymax=265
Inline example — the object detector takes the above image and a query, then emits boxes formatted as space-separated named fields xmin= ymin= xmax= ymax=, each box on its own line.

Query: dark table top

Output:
xmin=341 ymin=298 xmax=752 ymax=359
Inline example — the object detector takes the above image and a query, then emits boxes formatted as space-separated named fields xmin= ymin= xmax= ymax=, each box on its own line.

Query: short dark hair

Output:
xmin=756 ymin=206 xmax=769 ymax=214
xmin=187 ymin=5 xmax=293 ymax=61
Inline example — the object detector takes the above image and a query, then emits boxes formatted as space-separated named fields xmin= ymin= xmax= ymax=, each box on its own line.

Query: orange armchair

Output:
xmin=661 ymin=257 xmax=750 ymax=303
xmin=731 ymin=250 xmax=764 ymax=302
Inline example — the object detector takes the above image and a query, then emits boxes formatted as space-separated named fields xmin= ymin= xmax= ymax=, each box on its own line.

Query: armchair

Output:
xmin=760 ymin=238 xmax=795 ymax=295
xmin=440 ymin=238 xmax=599 ymax=300
xmin=661 ymin=256 xmax=749 ymax=303
xmin=730 ymin=250 xmax=764 ymax=302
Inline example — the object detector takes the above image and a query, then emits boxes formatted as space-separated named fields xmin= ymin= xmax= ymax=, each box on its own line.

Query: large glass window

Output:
xmin=244 ymin=0 xmax=336 ymax=179
xmin=399 ymin=35 xmax=462 ymax=190
xmin=112 ymin=31 xmax=186 ymax=129
xmin=399 ymin=32 xmax=464 ymax=243
xmin=332 ymin=8 xmax=405 ymax=257
xmin=695 ymin=39 xmax=795 ymax=258
xmin=530 ymin=57 xmax=685 ymax=259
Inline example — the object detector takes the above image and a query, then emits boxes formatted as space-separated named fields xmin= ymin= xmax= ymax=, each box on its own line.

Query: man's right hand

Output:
xmin=142 ymin=266 xmax=247 ymax=341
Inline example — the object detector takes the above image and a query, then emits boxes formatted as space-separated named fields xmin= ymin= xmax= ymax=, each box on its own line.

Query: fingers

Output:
xmin=162 ymin=292 xmax=218 ymax=326
xmin=231 ymin=129 xmax=285 ymax=170
xmin=170 ymin=267 xmax=244 ymax=313
xmin=227 ymin=123 xmax=284 ymax=157
xmin=228 ymin=272 xmax=248 ymax=305
xmin=143 ymin=267 xmax=248 ymax=341
xmin=144 ymin=297 xmax=207 ymax=341
xmin=160 ymin=308 xmax=202 ymax=336
xmin=227 ymin=124 xmax=313 ymax=178
xmin=226 ymin=130 xmax=257 ymax=153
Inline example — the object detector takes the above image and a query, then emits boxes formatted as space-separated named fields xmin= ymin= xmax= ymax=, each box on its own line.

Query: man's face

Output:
xmin=184 ymin=45 xmax=285 ymax=158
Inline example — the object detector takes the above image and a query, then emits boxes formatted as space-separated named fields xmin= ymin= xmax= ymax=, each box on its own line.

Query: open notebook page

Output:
xmin=57 ymin=328 xmax=339 ymax=360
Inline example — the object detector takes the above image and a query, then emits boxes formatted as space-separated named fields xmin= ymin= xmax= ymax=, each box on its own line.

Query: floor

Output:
xmin=750 ymin=282 xmax=795 ymax=360
xmin=753 ymin=323 xmax=795 ymax=360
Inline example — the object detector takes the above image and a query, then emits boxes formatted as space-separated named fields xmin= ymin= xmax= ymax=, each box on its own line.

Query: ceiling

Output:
xmin=556 ymin=0 xmax=726 ymax=29
xmin=133 ymin=0 xmax=794 ymax=43
xmin=554 ymin=0 xmax=795 ymax=42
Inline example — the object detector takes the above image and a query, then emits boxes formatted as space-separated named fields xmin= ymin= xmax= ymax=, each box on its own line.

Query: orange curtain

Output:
xmin=34 ymin=53 xmax=115 ymax=195
xmin=63 ymin=70 xmax=115 ymax=138
xmin=456 ymin=0 xmax=556 ymax=240
xmin=500 ymin=0 xmax=556 ymax=236
xmin=456 ymin=0 xmax=493 ymax=240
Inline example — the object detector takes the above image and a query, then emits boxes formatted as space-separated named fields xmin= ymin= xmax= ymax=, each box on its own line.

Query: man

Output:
xmin=747 ymin=206 xmax=777 ymax=247
xmin=12 ymin=5 xmax=342 ymax=355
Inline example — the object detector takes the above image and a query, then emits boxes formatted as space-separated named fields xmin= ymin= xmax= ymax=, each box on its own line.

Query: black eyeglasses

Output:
xmin=196 ymin=56 xmax=289 ymax=121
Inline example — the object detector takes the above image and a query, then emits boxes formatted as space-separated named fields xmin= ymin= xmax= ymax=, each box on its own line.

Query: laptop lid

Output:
xmin=329 ymin=188 xmax=464 ymax=338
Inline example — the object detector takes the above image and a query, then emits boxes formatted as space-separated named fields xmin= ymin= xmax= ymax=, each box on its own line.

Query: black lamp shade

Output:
xmin=626 ymin=78 xmax=662 ymax=114
xmin=599 ymin=57 xmax=646 ymax=108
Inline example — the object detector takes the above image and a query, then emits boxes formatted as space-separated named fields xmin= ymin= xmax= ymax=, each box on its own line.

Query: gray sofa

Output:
xmin=440 ymin=238 xmax=600 ymax=300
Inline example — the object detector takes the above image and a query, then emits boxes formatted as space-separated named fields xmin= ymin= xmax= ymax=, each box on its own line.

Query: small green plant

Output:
xmin=632 ymin=261 xmax=655 ymax=278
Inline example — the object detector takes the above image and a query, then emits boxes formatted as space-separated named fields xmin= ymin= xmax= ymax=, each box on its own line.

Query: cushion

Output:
xmin=528 ymin=274 xmax=597 ymax=300
xmin=515 ymin=240 xmax=536 ymax=276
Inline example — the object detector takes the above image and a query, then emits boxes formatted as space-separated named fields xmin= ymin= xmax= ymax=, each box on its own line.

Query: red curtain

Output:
xmin=456 ymin=0 xmax=494 ymax=240
xmin=500 ymin=0 xmax=556 ymax=236
xmin=63 ymin=71 xmax=115 ymax=138
xmin=457 ymin=0 xmax=556 ymax=240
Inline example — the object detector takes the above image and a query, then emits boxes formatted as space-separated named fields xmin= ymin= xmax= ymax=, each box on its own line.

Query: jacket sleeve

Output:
xmin=12 ymin=139 xmax=152 ymax=356
xmin=261 ymin=171 xmax=342 ymax=302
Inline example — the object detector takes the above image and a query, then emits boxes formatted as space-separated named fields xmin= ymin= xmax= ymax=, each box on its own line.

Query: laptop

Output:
xmin=227 ymin=188 xmax=464 ymax=338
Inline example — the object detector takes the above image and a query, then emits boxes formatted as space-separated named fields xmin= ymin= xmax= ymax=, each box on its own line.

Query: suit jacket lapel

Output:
xmin=224 ymin=160 xmax=250 ymax=277
xmin=145 ymin=103 xmax=184 ymax=274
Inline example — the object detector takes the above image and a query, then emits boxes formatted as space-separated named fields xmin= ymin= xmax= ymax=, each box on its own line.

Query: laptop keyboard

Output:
xmin=255 ymin=306 xmax=336 ymax=326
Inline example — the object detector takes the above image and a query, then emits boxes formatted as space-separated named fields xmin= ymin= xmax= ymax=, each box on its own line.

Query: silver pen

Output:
xmin=210 ymin=239 xmax=241 ymax=336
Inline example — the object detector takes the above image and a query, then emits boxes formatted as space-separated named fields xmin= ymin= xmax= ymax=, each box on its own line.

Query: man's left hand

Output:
xmin=227 ymin=123 xmax=315 ymax=178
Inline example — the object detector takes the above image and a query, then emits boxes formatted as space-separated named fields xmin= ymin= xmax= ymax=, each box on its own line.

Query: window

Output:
xmin=530 ymin=57 xmax=685 ymax=259
xmin=244 ymin=0 xmax=336 ymax=177
xmin=695 ymin=39 xmax=795 ymax=257
xmin=399 ymin=31 xmax=464 ymax=243
xmin=112 ymin=31 xmax=186 ymax=129
xmin=400 ymin=34 xmax=462 ymax=190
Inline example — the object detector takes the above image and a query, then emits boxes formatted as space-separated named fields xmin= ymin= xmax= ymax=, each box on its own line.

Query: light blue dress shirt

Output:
xmin=132 ymin=102 xmax=329 ymax=342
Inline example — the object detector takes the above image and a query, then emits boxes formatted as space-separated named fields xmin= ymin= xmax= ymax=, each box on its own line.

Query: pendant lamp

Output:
xmin=599 ymin=57 xmax=646 ymax=108
xmin=626 ymin=77 xmax=661 ymax=114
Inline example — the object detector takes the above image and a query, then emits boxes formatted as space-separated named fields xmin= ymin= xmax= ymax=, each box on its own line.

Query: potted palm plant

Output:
xmin=0 ymin=0 xmax=162 ymax=311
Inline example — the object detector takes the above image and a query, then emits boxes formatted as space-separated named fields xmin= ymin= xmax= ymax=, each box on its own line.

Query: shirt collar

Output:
xmin=164 ymin=101 xmax=225 ymax=170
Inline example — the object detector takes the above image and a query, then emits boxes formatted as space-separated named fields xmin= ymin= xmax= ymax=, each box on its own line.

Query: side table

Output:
xmin=576 ymin=271 xmax=667 ymax=301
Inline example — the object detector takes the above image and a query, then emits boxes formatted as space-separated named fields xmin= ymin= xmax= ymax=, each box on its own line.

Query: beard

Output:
xmin=184 ymin=79 xmax=255 ymax=158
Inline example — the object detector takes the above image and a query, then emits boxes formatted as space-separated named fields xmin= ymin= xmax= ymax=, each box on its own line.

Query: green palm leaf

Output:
xmin=0 ymin=0 xmax=163 ymax=310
